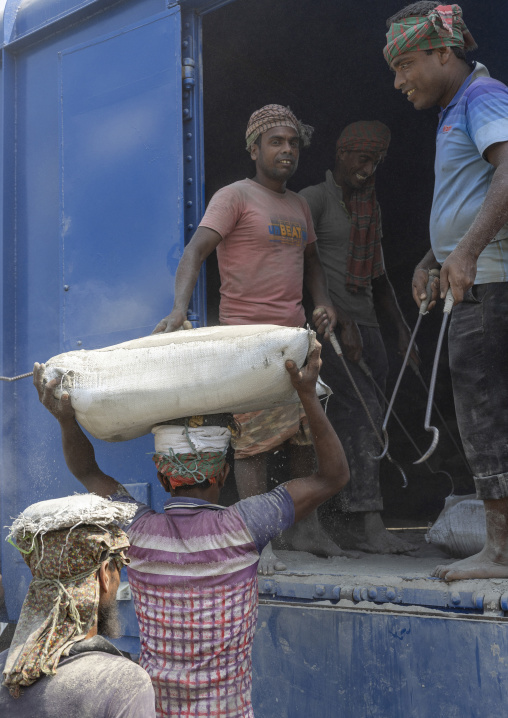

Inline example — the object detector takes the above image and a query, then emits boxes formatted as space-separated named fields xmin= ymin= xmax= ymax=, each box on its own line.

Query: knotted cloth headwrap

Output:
xmin=245 ymin=104 xmax=314 ymax=151
xmin=383 ymin=4 xmax=477 ymax=65
xmin=152 ymin=424 xmax=231 ymax=490
xmin=3 ymin=495 xmax=135 ymax=697
xmin=336 ymin=121 xmax=390 ymax=292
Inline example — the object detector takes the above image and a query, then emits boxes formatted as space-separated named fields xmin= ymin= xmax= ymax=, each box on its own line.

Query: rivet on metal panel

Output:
xmin=332 ymin=586 xmax=341 ymax=600
xmin=77 ymin=340 xmax=82 ymax=346
xmin=450 ymin=592 xmax=461 ymax=606
xmin=186 ymin=133 xmax=193 ymax=140
xmin=187 ymin=224 xmax=194 ymax=231
xmin=473 ymin=593 xmax=484 ymax=610
xmin=184 ymin=22 xmax=190 ymax=29
xmin=186 ymin=155 xmax=193 ymax=162
xmin=352 ymin=587 xmax=362 ymax=602
xmin=186 ymin=201 xmax=193 ymax=208
xmin=386 ymin=588 xmax=397 ymax=601
xmin=63 ymin=285 xmax=70 ymax=291
xmin=182 ymin=40 xmax=189 ymax=49
xmin=314 ymin=584 xmax=326 ymax=597
xmin=262 ymin=580 xmax=276 ymax=594
xmin=183 ymin=91 xmax=189 ymax=100
xmin=186 ymin=177 xmax=193 ymax=185
xmin=183 ymin=109 xmax=190 ymax=118
xmin=367 ymin=588 xmax=378 ymax=600
xmin=500 ymin=593 xmax=508 ymax=611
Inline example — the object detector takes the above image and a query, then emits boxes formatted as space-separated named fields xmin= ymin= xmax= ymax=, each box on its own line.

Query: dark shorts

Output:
xmin=449 ymin=282 xmax=508 ymax=501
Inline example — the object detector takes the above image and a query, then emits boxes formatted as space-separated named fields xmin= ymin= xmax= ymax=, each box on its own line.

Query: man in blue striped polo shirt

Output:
xmin=384 ymin=3 xmax=508 ymax=581
xmin=33 ymin=343 xmax=349 ymax=717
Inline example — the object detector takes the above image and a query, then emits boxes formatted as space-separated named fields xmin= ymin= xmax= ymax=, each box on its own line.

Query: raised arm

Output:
xmin=283 ymin=343 xmax=349 ymax=521
xmin=152 ymin=226 xmax=223 ymax=333
xmin=33 ymin=363 xmax=121 ymax=498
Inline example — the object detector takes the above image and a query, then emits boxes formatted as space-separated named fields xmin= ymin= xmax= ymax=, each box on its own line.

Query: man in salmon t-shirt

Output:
xmin=153 ymin=104 xmax=342 ymax=572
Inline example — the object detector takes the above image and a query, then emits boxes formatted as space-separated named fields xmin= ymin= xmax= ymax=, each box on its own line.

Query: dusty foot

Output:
xmin=432 ymin=548 xmax=508 ymax=581
xmin=257 ymin=542 xmax=287 ymax=576
xmin=280 ymin=512 xmax=349 ymax=558
xmin=328 ymin=512 xmax=416 ymax=554
xmin=356 ymin=512 xmax=416 ymax=554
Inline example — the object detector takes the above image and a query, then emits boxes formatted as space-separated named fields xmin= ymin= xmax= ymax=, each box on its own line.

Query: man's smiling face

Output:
xmin=391 ymin=48 xmax=450 ymax=110
xmin=250 ymin=126 xmax=300 ymax=183
xmin=336 ymin=149 xmax=381 ymax=190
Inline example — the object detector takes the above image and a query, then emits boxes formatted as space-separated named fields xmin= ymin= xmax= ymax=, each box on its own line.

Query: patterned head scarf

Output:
xmin=384 ymin=4 xmax=477 ymax=65
xmin=336 ymin=120 xmax=391 ymax=159
xmin=152 ymin=424 xmax=231 ymax=490
xmin=245 ymin=104 xmax=314 ymax=151
xmin=335 ymin=121 xmax=390 ymax=293
xmin=3 ymin=495 xmax=135 ymax=697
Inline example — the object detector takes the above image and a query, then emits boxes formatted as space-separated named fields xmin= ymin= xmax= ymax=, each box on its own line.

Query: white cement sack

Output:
xmin=8 ymin=494 xmax=137 ymax=542
xmin=426 ymin=494 xmax=486 ymax=558
xmin=42 ymin=324 xmax=328 ymax=442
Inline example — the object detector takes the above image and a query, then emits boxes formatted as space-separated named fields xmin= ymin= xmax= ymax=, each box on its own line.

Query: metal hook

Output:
xmin=387 ymin=453 xmax=408 ymax=488
xmin=408 ymin=358 xmax=471 ymax=474
xmin=374 ymin=270 xmax=438 ymax=461
xmin=375 ymin=427 xmax=390 ymax=461
xmin=414 ymin=288 xmax=454 ymax=464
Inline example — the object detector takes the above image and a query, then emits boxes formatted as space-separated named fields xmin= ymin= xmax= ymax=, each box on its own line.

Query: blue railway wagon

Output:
xmin=1 ymin=0 xmax=508 ymax=715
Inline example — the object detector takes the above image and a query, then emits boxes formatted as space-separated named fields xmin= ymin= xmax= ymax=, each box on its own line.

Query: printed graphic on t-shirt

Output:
xmin=268 ymin=217 xmax=308 ymax=246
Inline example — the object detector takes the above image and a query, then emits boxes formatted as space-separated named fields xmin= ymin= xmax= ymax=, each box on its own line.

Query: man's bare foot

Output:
xmin=357 ymin=512 xmax=416 ymax=554
xmin=328 ymin=511 xmax=416 ymax=554
xmin=257 ymin=541 xmax=287 ymax=576
xmin=432 ymin=547 xmax=508 ymax=581
xmin=280 ymin=511 xmax=348 ymax=558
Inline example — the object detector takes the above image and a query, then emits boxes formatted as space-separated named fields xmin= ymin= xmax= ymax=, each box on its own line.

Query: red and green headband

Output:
xmin=383 ymin=4 xmax=477 ymax=65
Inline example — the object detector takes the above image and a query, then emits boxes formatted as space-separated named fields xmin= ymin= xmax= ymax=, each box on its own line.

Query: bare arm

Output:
xmin=33 ymin=363 xmax=121 ymax=497
xmin=152 ymin=226 xmax=223 ymax=333
xmin=440 ymin=141 xmax=508 ymax=303
xmin=303 ymin=242 xmax=337 ymax=338
xmin=282 ymin=344 xmax=349 ymax=521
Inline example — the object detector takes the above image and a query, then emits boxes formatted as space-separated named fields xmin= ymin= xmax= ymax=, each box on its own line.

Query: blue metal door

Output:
xmin=59 ymin=14 xmax=184 ymax=350
xmin=0 ymin=0 xmax=185 ymax=620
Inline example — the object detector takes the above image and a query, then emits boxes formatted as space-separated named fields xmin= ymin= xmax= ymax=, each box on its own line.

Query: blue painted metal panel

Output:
xmin=59 ymin=12 xmax=183 ymax=349
xmin=181 ymin=8 xmax=206 ymax=326
xmin=252 ymin=602 xmax=508 ymax=718
xmin=2 ymin=0 xmax=172 ymax=48
xmin=1 ymin=1 xmax=184 ymax=620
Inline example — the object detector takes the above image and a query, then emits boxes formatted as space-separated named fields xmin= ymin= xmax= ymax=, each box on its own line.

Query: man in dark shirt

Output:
xmin=300 ymin=121 xmax=415 ymax=554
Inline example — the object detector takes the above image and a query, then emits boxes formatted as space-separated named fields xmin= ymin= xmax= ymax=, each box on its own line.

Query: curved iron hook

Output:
xmin=387 ymin=453 xmax=408 ymax=488
xmin=414 ymin=426 xmax=440 ymax=465
xmin=414 ymin=288 xmax=454 ymax=465
xmin=373 ymin=271 xmax=437 ymax=461
xmin=375 ymin=428 xmax=390 ymax=461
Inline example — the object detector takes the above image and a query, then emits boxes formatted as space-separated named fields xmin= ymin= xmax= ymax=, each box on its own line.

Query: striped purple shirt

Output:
xmin=113 ymin=486 xmax=294 ymax=718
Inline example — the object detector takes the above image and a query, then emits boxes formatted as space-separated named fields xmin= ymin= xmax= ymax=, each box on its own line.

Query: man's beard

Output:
xmin=97 ymin=599 xmax=121 ymax=639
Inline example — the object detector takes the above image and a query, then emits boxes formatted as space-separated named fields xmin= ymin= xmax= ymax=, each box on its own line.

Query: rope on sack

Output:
xmin=0 ymin=372 xmax=33 ymax=382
